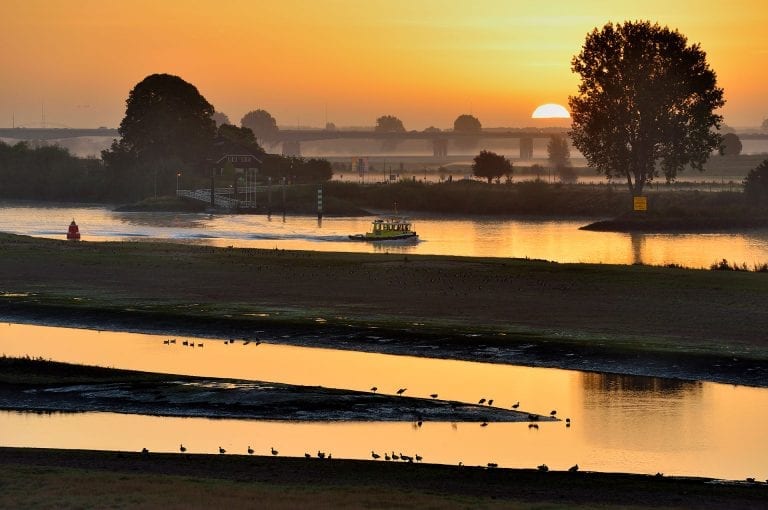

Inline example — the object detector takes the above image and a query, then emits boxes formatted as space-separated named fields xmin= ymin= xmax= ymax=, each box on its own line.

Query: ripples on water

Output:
xmin=1 ymin=323 xmax=767 ymax=480
xmin=2 ymin=202 xmax=768 ymax=267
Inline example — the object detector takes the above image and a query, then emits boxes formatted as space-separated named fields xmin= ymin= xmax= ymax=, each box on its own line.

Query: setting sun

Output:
xmin=532 ymin=103 xmax=570 ymax=119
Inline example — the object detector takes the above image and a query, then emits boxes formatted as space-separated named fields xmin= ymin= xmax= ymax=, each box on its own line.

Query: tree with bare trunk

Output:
xmin=569 ymin=21 xmax=724 ymax=197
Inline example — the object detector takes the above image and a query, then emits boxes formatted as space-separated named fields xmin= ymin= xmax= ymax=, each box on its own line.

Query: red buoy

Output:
xmin=67 ymin=219 xmax=81 ymax=241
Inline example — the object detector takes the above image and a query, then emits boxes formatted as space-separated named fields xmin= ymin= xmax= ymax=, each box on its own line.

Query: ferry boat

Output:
xmin=349 ymin=216 xmax=418 ymax=241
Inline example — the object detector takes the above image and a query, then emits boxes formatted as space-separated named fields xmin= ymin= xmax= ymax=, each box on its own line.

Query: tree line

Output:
xmin=98 ymin=73 xmax=333 ymax=202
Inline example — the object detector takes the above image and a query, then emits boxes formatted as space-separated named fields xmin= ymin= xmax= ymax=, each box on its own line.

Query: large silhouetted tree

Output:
xmin=109 ymin=73 xmax=216 ymax=166
xmin=102 ymin=73 xmax=216 ymax=200
xmin=569 ymin=21 xmax=724 ymax=196
xmin=241 ymin=109 xmax=279 ymax=142
xmin=374 ymin=115 xmax=406 ymax=132
xmin=472 ymin=150 xmax=512 ymax=183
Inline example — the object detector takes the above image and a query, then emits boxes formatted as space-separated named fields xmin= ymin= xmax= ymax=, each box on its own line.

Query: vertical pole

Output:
xmin=282 ymin=176 xmax=286 ymax=218
xmin=317 ymin=186 xmax=323 ymax=220
xmin=210 ymin=168 xmax=215 ymax=207
xmin=267 ymin=176 xmax=272 ymax=216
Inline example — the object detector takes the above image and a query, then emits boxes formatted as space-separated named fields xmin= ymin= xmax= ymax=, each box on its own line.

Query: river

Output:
xmin=2 ymin=202 xmax=768 ymax=268
xmin=1 ymin=323 xmax=766 ymax=481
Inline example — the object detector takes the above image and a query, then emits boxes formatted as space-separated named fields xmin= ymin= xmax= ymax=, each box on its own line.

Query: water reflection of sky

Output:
xmin=2 ymin=203 xmax=768 ymax=267
xmin=0 ymin=322 xmax=766 ymax=480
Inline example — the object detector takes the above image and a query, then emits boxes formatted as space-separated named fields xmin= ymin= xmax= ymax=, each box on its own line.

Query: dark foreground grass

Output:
xmin=1 ymin=448 xmax=765 ymax=510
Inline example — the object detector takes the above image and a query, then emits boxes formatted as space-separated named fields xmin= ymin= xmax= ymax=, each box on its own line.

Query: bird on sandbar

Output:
xmin=396 ymin=388 xmax=407 ymax=396
xmin=370 ymin=386 xmax=378 ymax=393
xmin=417 ymin=420 xmax=423 ymax=427
xmin=179 ymin=444 xmax=186 ymax=453
xmin=371 ymin=451 xmax=380 ymax=459
xmin=512 ymin=401 xmax=520 ymax=409
xmin=271 ymin=447 xmax=279 ymax=456
xmin=198 ymin=343 xmax=204 ymax=347
xmin=218 ymin=446 xmax=226 ymax=454
xmin=430 ymin=393 xmax=438 ymax=399
xmin=528 ymin=423 xmax=539 ymax=430
xmin=391 ymin=452 xmax=399 ymax=460
xmin=569 ymin=464 xmax=579 ymax=472
xmin=415 ymin=454 xmax=422 ymax=462
xmin=247 ymin=446 xmax=254 ymax=455
xmin=537 ymin=464 xmax=549 ymax=472
xmin=487 ymin=462 xmax=498 ymax=468
xmin=304 ymin=453 xmax=311 ymax=459
xmin=550 ymin=410 xmax=557 ymax=416
xmin=169 ymin=339 xmax=176 ymax=344
xmin=384 ymin=453 xmax=391 ymax=461
xmin=488 ymin=399 xmax=494 ymax=406
xmin=478 ymin=398 xmax=486 ymax=404
xmin=163 ymin=339 xmax=170 ymax=345
xmin=182 ymin=340 xmax=188 ymax=346
xmin=141 ymin=447 xmax=149 ymax=454
xmin=317 ymin=450 xmax=326 ymax=459
xmin=480 ymin=421 xmax=488 ymax=427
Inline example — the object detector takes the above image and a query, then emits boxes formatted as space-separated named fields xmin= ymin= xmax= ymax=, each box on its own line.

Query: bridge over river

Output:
xmin=4 ymin=127 xmax=767 ymax=159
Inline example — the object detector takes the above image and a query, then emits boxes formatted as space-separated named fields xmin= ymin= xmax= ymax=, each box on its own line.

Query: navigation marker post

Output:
xmin=317 ymin=186 xmax=323 ymax=220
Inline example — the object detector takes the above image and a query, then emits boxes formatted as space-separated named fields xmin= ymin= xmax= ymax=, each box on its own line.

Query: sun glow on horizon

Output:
xmin=1 ymin=1 xmax=766 ymax=128
xmin=532 ymin=103 xmax=570 ymax=119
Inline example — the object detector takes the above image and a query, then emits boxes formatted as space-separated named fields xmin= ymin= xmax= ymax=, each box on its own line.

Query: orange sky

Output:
xmin=1 ymin=0 xmax=766 ymax=130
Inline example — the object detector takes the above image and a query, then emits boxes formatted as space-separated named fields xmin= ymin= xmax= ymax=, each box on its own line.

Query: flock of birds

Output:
xmin=140 ymin=385 xmax=578 ymax=472
xmin=141 ymin=443 xmax=579 ymax=473
xmin=162 ymin=337 xmax=264 ymax=348
xmin=376 ymin=386 xmax=572 ymax=429
xmin=153 ymin=341 xmax=577 ymax=472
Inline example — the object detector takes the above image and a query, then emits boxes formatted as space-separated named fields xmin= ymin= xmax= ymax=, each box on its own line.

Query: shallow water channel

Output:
xmin=3 ymin=202 xmax=768 ymax=267
xmin=1 ymin=323 xmax=766 ymax=480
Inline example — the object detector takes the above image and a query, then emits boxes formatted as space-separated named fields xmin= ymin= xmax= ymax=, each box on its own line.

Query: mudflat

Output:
xmin=1 ymin=233 xmax=767 ymax=385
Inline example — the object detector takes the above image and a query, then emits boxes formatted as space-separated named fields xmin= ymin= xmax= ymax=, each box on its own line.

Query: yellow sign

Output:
xmin=633 ymin=196 xmax=647 ymax=211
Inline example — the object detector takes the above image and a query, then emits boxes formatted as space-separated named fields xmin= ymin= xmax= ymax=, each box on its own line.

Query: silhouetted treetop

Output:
xmin=454 ymin=114 xmax=482 ymax=133
xmin=217 ymin=124 xmax=265 ymax=154
xmin=719 ymin=132 xmax=742 ymax=156
xmin=374 ymin=115 xmax=406 ymax=133
xmin=472 ymin=150 xmax=512 ymax=183
xmin=744 ymin=159 xmax=768 ymax=205
xmin=569 ymin=21 xmax=725 ymax=197
xmin=241 ymin=109 xmax=279 ymax=141
xmin=114 ymin=73 xmax=216 ymax=166
xmin=547 ymin=135 xmax=570 ymax=168
xmin=211 ymin=111 xmax=231 ymax=127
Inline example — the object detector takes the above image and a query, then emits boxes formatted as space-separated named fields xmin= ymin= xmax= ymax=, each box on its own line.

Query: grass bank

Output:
xmin=1 ymin=233 xmax=768 ymax=385
xmin=1 ymin=447 xmax=765 ymax=509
